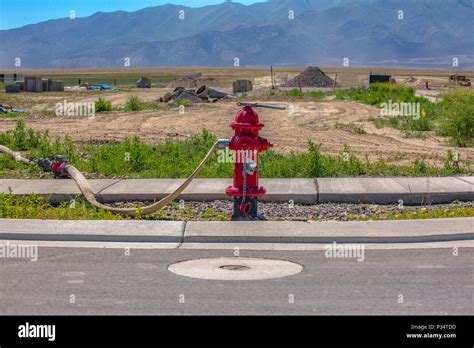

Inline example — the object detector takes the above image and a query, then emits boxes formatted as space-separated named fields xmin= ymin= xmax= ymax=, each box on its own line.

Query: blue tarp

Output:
xmin=90 ymin=84 xmax=112 ymax=90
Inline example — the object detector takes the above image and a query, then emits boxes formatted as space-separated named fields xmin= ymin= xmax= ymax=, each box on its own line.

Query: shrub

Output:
xmin=124 ymin=95 xmax=143 ymax=111
xmin=435 ymin=89 xmax=474 ymax=147
xmin=95 ymin=98 xmax=112 ymax=112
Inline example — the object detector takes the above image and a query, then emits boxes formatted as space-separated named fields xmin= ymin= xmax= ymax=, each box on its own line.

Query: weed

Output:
xmin=335 ymin=122 xmax=367 ymax=134
xmin=41 ymin=110 xmax=57 ymax=117
xmin=174 ymin=99 xmax=193 ymax=108
xmin=95 ymin=97 xmax=112 ymax=112
xmin=124 ymin=95 xmax=143 ymax=111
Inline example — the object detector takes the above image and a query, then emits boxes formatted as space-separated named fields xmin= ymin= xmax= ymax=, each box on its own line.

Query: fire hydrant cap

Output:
xmin=235 ymin=106 xmax=260 ymax=125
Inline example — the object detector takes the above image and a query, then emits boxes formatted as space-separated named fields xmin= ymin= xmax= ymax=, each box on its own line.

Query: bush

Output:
xmin=0 ymin=121 xmax=469 ymax=179
xmin=435 ymin=89 xmax=474 ymax=147
xmin=95 ymin=98 xmax=112 ymax=112
xmin=124 ymin=95 xmax=143 ymax=111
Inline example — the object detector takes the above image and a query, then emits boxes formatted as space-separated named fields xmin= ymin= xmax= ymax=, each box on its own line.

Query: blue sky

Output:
xmin=0 ymin=0 xmax=265 ymax=30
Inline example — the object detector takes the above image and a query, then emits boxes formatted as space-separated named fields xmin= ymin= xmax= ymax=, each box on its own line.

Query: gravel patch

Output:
xmin=110 ymin=200 xmax=474 ymax=221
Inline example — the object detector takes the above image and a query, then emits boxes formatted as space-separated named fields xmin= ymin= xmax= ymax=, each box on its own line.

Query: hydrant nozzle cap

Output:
xmin=235 ymin=106 xmax=260 ymax=125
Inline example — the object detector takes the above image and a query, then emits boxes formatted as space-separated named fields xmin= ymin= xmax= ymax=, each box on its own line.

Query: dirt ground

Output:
xmin=1 ymin=67 xmax=473 ymax=169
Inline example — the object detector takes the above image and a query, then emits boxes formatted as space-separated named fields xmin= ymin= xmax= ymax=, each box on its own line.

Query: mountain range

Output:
xmin=1 ymin=0 xmax=473 ymax=68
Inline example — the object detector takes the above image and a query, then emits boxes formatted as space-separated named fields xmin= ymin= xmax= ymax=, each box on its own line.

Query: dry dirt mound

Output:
xmin=283 ymin=66 xmax=336 ymax=88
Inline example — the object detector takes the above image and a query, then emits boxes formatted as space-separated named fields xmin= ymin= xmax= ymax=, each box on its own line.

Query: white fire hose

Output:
xmin=0 ymin=141 xmax=227 ymax=217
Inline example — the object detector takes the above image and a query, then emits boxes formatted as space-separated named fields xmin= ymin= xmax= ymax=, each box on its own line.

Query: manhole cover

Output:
xmin=168 ymin=257 xmax=303 ymax=280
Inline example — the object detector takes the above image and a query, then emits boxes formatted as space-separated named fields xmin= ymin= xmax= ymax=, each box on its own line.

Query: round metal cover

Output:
xmin=168 ymin=257 xmax=303 ymax=280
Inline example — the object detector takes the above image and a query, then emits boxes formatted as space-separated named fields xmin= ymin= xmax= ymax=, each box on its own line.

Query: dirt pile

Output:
xmin=283 ymin=66 xmax=336 ymax=88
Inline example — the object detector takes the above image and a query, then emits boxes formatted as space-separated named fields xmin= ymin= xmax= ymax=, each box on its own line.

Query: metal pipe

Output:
xmin=237 ymin=102 xmax=286 ymax=110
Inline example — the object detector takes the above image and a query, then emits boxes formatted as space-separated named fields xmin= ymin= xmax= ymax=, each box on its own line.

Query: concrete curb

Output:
xmin=0 ymin=218 xmax=472 ymax=244
xmin=0 ymin=219 xmax=185 ymax=243
xmin=0 ymin=177 xmax=472 ymax=204
xmin=184 ymin=218 xmax=474 ymax=244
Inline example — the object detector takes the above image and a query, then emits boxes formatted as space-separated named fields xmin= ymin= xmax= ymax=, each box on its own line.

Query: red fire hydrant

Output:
xmin=226 ymin=103 xmax=284 ymax=220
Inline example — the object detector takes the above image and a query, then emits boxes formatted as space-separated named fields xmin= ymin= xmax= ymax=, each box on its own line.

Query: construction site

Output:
xmin=0 ymin=64 xmax=472 ymax=223
xmin=1 ymin=66 xmax=473 ymax=168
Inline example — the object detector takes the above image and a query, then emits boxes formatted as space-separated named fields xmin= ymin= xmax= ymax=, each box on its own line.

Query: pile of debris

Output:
xmin=0 ymin=104 xmax=24 ymax=114
xmin=283 ymin=66 xmax=336 ymax=88
xmin=160 ymin=85 xmax=230 ymax=105
xmin=167 ymin=73 xmax=220 ymax=89
xmin=137 ymin=77 xmax=151 ymax=88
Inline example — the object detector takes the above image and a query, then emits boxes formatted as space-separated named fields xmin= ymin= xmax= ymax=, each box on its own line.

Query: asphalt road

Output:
xmin=0 ymin=246 xmax=472 ymax=315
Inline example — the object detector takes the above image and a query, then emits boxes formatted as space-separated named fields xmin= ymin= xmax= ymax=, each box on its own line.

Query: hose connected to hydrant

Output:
xmin=0 ymin=141 xmax=224 ymax=217
xmin=1 ymin=102 xmax=285 ymax=219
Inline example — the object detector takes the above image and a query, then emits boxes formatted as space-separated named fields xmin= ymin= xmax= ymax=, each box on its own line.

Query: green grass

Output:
xmin=40 ymin=110 xmax=57 ymax=117
xmin=336 ymin=83 xmax=436 ymax=132
xmin=370 ymin=116 xmax=400 ymax=129
xmin=0 ymin=111 xmax=29 ymax=119
xmin=334 ymin=83 xmax=473 ymax=145
xmin=142 ymin=101 xmax=163 ymax=110
xmin=47 ymin=75 xmax=177 ymax=87
xmin=349 ymin=206 xmax=474 ymax=221
xmin=0 ymin=193 xmax=230 ymax=221
xmin=0 ymin=120 xmax=470 ymax=179
xmin=284 ymin=89 xmax=331 ymax=100
xmin=265 ymin=89 xmax=333 ymax=100
xmin=335 ymin=122 xmax=367 ymax=135
xmin=121 ymin=95 xmax=163 ymax=112
xmin=0 ymin=194 xmax=123 ymax=220
xmin=174 ymin=99 xmax=193 ymax=107
xmin=1 ymin=193 xmax=470 ymax=222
